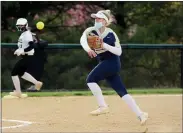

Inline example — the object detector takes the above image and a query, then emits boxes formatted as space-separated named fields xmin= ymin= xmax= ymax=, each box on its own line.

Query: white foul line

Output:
xmin=1 ymin=119 xmax=33 ymax=129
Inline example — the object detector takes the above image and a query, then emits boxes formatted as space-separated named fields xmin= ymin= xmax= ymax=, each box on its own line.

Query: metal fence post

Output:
xmin=181 ymin=48 xmax=183 ymax=88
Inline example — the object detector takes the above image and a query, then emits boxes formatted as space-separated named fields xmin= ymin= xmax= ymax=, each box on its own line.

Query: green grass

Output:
xmin=1 ymin=88 xmax=182 ymax=97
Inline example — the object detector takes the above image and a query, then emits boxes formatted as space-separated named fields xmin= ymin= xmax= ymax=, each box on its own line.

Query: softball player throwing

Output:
xmin=80 ymin=10 xmax=148 ymax=125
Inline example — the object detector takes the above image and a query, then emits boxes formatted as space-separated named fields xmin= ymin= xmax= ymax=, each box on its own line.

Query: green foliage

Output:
xmin=1 ymin=2 xmax=183 ymax=90
xmin=1 ymin=31 xmax=19 ymax=43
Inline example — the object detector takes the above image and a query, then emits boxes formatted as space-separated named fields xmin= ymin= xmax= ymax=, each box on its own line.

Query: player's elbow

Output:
xmin=116 ymin=49 xmax=122 ymax=56
xmin=80 ymin=36 xmax=82 ymax=43
xmin=115 ymin=46 xmax=122 ymax=56
xmin=80 ymin=37 xmax=85 ymax=47
xmin=118 ymin=51 xmax=122 ymax=56
xmin=80 ymin=35 xmax=85 ymax=46
xmin=80 ymin=35 xmax=90 ymax=52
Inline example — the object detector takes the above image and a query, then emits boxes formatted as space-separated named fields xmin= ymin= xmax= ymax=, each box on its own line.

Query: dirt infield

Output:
xmin=2 ymin=95 xmax=182 ymax=132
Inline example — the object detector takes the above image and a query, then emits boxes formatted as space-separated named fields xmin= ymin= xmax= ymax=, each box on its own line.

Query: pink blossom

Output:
xmin=64 ymin=4 xmax=114 ymax=26
xmin=34 ymin=14 xmax=39 ymax=20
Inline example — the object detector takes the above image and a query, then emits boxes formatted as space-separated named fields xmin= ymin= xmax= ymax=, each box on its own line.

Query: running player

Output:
xmin=10 ymin=18 xmax=43 ymax=97
xmin=80 ymin=10 xmax=148 ymax=125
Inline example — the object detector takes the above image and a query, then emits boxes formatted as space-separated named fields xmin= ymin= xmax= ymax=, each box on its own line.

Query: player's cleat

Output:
xmin=27 ymin=85 xmax=38 ymax=92
xmin=138 ymin=112 xmax=149 ymax=126
xmin=9 ymin=90 xmax=22 ymax=98
xmin=9 ymin=90 xmax=28 ymax=98
xmin=90 ymin=106 xmax=109 ymax=116
xmin=35 ymin=81 xmax=43 ymax=91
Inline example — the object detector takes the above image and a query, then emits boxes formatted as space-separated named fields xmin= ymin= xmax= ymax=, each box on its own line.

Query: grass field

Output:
xmin=1 ymin=88 xmax=182 ymax=97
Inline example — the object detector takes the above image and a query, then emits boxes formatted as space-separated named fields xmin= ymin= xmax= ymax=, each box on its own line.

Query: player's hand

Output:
xmin=87 ymin=50 xmax=97 ymax=58
xmin=14 ymin=48 xmax=25 ymax=56
xmin=14 ymin=49 xmax=20 ymax=55
xmin=17 ymin=48 xmax=25 ymax=56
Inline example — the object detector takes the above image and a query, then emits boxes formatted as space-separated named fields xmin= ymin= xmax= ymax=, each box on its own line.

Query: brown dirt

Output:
xmin=2 ymin=95 xmax=182 ymax=133
xmin=2 ymin=122 xmax=17 ymax=127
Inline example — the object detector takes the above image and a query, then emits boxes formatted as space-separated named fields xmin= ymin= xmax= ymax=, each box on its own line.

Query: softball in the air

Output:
xmin=36 ymin=21 xmax=44 ymax=30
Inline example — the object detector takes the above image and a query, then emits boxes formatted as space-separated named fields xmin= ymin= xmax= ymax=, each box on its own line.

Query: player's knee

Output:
xmin=86 ymin=75 xmax=95 ymax=83
xmin=11 ymin=69 xmax=18 ymax=76
xmin=11 ymin=69 xmax=24 ymax=77
xmin=87 ymin=73 xmax=100 ymax=83
xmin=117 ymin=90 xmax=128 ymax=97
xmin=113 ymin=87 xmax=128 ymax=97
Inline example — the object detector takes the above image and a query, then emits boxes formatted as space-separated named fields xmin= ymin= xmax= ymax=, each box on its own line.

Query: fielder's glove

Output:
xmin=14 ymin=48 xmax=25 ymax=56
xmin=87 ymin=35 xmax=103 ymax=49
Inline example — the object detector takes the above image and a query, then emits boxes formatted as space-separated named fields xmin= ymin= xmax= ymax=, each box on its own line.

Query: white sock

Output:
xmin=87 ymin=83 xmax=107 ymax=107
xmin=122 ymin=94 xmax=142 ymax=117
xmin=12 ymin=76 xmax=21 ymax=93
xmin=21 ymin=72 xmax=38 ymax=85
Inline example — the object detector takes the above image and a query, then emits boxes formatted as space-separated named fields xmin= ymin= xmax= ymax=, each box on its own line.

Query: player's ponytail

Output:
xmin=101 ymin=10 xmax=113 ymax=26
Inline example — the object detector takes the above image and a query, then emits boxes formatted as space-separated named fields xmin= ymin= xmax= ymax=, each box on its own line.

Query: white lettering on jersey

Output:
xmin=17 ymin=37 xmax=23 ymax=48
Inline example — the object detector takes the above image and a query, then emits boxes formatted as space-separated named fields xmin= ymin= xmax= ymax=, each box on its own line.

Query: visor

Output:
xmin=91 ymin=11 xmax=109 ymax=24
